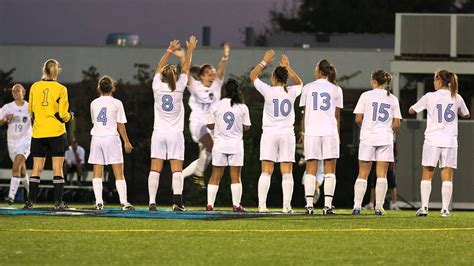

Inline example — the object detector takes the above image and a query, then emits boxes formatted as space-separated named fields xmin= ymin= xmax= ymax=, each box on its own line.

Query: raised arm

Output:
xmin=249 ymin=49 xmax=275 ymax=82
xmin=155 ymin=40 xmax=181 ymax=74
xmin=181 ymin=36 xmax=198 ymax=75
xmin=117 ymin=123 xmax=133 ymax=154
xmin=216 ymin=42 xmax=230 ymax=80
xmin=279 ymin=54 xmax=302 ymax=85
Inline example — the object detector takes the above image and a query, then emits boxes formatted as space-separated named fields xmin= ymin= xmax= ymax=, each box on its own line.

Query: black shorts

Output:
xmin=31 ymin=134 xmax=68 ymax=158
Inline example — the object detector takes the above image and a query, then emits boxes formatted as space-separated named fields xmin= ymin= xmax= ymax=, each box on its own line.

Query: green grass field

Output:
xmin=1 ymin=206 xmax=473 ymax=265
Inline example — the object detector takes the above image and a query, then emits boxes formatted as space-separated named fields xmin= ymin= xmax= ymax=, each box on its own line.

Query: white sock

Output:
xmin=258 ymin=173 xmax=271 ymax=208
xmin=196 ymin=149 xmax=211 ymax=175
xmin=441 ymin=181 xmax=453 ymax=211
xmin=324 ymin=173 xmax=336 ymax=208
xmin=231 ymin=183 xmax=242 ymax=207
xmin=182 ymin=159 xmax=199 ymax=178
xmin=375 ymin=178 xmax=388 ymax=210
xmin=115 ymin=179 xmax=128 ymax=204
xmin=304 ymin=174 xmax=316 ymax=207
xmin=420 ymin=180 xmax=432 ymax=209
xmin=148 ymin=171 xmax=160 ymax=204
xmin=22 ymin=172 xmax=29 ymax=192
xmin=207 ymin=184 xmax=219 ymax=207
xmin=8 ymin=177 xmax=21 ymax=199
xmin=172 ymin=172 xmax=183 ymax=195
xmin=353 ymin=178 xmax=367 ymax=209
xmin=92 ymin=178 xmax=103 ymax=205
xmin=282 ymin=174 xmax=294 ymax=208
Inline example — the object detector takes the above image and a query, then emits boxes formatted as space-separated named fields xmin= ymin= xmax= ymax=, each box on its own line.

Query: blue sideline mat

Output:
xmin=0 ymin=207 xmax=284 ymax=220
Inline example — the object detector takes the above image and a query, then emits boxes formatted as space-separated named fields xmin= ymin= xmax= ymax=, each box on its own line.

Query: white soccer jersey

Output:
xmin=208 ymin=98 xmax=251 ymax=154
xmin=188 ymin=77 xmax=223 ymax=124
xmin=411 ymin=89 xmax=469 ymax=148
xmin=254 ymin=78 xmax=302 ymax=134
xmin=152 ymin=73 xmax=188 ymax=133
xmin=90 ymin=96 xmax=127 ymax=137
xmin=0 ymin=101 xmax=32 ymax=145
xmin=300 ymin=79 xmax=343 ymax=136
xmin=353 ymin=89 xmax=402 ymax=146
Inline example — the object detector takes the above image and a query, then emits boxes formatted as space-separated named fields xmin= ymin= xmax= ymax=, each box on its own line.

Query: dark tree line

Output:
xmin=272 ymin=0 xmax=474 ymax=34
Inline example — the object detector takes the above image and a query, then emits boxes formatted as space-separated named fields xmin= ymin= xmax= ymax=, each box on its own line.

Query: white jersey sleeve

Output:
xmin=254 ymin=78 xmax=271 ymax=97
xmin=176 ymin=74 xmax=188 ymax=93
xmin=299 ymin=85 xmax=308 ymax=107
xmin=0 ymin=105 xmax=5 ymax=120
xmin=411 ymin=94 xmax=429 ymax=113
xmin=392 ymin=96 xmax=402 ymax=119
xmin=457 ymin=94 xmax=470 ymax=117
xmin=117 ymin=100 xmax=127 ymax=124
xmin=243 ymin=104 xmax=251 ymax=126
xmin=336 ymin=86 xmax=344 ymax=109
xmin=353 ymin=93 xmax=366 ymax=114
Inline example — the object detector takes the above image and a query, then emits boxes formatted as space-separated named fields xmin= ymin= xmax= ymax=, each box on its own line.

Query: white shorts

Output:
xmin=151 ymin=131 xmax=184 ymax=160
xmin=212 ymin=150 xmax=243 ymax=167
xmin=260 ymin=133 xmax=295 ymax=163
xmin=190 ymin=121 xmax=212 ymax=143
xmin=8 ymin=142 xmax=31 ymax=161
xmin=304 ymin=134 xmax=339 ymax=160
xmin=358 ymin=143 xmax=394 ymax=162
xmin=88 ymin=136 xmax=123 ymax=165
xmin=422 ymin=143 xmax=457 ymax=169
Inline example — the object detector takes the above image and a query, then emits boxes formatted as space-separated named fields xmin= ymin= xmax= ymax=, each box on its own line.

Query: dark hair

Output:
xmin=317 ymin=59 xmax=337 ymax=85
xmin=161 ymin=64 xmax=177 ymax=91
xmin=199 ymin=64 xmax=213 ymax=77
xmin=224 ymin=78 xmax=244 ymax=106
xmin=189 ymin=66 xmax=201 ymax=80
xmin=273 ymin=66 xmax=289 ymax=93
xmin=436 ymin=70 xmax=458 ymax=97
xmin=371 ymin=70 xmax=392 ymax=96
xmin=98 ymin=75 xmax=115 ymax=94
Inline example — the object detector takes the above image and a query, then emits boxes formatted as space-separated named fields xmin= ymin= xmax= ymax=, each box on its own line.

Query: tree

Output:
xmin=273 ymin=0 xmax=474 ymax=34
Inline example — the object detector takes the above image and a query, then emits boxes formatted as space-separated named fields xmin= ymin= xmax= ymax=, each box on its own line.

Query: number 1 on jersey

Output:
xmin=42 ymin=88 xmax=49 ymax=106
xmin=97 ymin=107 xmax=107 ymax=126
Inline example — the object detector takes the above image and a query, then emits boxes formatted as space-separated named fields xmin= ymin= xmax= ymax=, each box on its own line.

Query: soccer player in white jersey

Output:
xmin=147 ymin=36 xmax=197 ymax=212
xmin=182 ymin=43 xmax=230 ymax=187
xmin=300 ymin=59 xmax=343 ymax=215
xmin=250 ymin=50 xmax=303 ymax=213
xmin=352 ymin=70 xmax=402 ymax=216
xmin=206 ymin=78 xmax=251 ymax=212
xmin=0 ymin=84 xmax=31 ymax=204
xmin=409 ymin=70 xmax=470 ymax=217
xmin=88 ymin=76 xmax=134 ymax=211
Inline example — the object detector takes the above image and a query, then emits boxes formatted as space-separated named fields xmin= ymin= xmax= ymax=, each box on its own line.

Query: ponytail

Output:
xmin=42 ymin=59 xmax=60 ymax=80
xmin=274 ymin=66 xmax=289 ymax=93
xmin=161 ymin=64 xmax=177 ymax=91
xmin=317 ymin=59 xmax=337 ymax=85
xmin=436 ymin=70 xmax=458 ymax=97
xmin=371 ymin=70 xmax=392 ymax=96
xmin=223 ymin=78 xmax=244 ymax=106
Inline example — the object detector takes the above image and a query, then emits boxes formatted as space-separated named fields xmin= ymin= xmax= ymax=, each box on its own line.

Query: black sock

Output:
xmin=28 ymin=176 xmax=41 ymax=203
xmin=53 ymin=176 xmax=65 ymax=202
xmin=173 ymin=194 xmax=183 ymax=206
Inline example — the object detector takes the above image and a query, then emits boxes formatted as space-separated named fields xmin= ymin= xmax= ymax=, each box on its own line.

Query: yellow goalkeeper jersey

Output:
xmin=28 ymin=80 xmax=71 ymax=138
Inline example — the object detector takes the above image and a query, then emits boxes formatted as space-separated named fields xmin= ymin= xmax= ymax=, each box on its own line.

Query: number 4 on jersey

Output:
xmin=97 ymin=107 xmax=107 ymax=125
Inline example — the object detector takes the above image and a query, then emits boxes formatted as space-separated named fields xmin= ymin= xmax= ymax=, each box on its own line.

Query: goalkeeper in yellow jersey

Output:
xmin=24 ymin=59 xmax=73 ymax=210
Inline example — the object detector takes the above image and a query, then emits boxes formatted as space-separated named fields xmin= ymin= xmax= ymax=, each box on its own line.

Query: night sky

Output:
xmin=0 ymin=0 xmax=297 ymax=47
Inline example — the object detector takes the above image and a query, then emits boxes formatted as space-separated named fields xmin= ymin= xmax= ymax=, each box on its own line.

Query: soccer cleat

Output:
xmin=352 ymin=208 xmax=361 ymax=215
xmin=206 ymin=205 xmax=214 ymax=211
xmin=416 ymin=207 xmax=428 ymax=217
xmin=192 ymin=175 xmax=206 ymax=190
xmin=322 ymin=206 xmax=336 ymax=215
xmin=375 ymin=208 xmax=385 ymax=216
xmin=96 ymin=203 xmax=104 ymax=211
xmin=282 ymin=206 xmax=293 ymax=214
xmin=440 ymin=209 xmax=450 ymax=217
xmin=121 ymin=203 xmax=135 ymax=211
xmin=149 ymin=203 xmax=157 ymax=211
xmin=305 ymin=206 xmax=314 ymax=215
xmin=22 ymin=201 xmax=34 ymax=210
xmin=54 ymin=201 xmax=69 ymax=210
xmin=172 ymin=204 xmax=187 ymax=212
xmin=258 ymin=206 xmax=269 ymax=213
xmin=233 ymin=205 xmax=246 ymax=212
xmin=5 ymin=197 xmax=14 ymax=205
